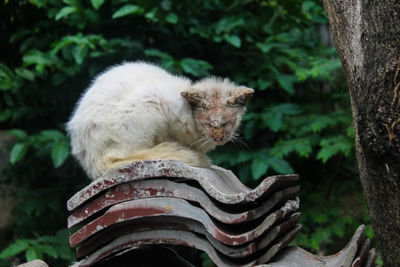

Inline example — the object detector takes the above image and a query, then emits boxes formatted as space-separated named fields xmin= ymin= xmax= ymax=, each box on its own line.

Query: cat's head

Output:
xmin=181 ymin=77 xmax=254 ymax=145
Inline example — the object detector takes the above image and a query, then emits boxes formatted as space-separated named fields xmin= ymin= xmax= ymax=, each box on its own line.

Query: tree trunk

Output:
xmin=322 ymin=1 xmax=400 ymax=265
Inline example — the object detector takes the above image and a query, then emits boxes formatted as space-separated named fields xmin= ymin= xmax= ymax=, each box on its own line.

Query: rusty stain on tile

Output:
xmin=68 ymin=178 xmax=299 ymax=227
xmin=69 ymin=197 xmax=300 ymax=248
xmin=76 ymin=212 xmax=301 ymax=259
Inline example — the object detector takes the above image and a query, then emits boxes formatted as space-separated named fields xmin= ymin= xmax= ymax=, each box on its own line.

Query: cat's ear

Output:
xmin=227 ymin=87 xmax=254 ymax=106
xmin=181 ymin=89 xmax=206 ymax=107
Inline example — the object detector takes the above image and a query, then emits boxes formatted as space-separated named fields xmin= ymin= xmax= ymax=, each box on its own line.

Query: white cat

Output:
xmin=67 ymin=62 xmax=253 ymax=179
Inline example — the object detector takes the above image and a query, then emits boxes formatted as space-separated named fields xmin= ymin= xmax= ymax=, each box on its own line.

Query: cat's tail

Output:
xmin=104 ymin=142 xmax=211 ymax=172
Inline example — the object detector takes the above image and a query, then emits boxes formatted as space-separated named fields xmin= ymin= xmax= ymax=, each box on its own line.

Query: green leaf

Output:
xmin=262 ymin=104 xmax=302 ymax=132
xmin=0 ymin=109 xmax=12 ymax=122
xmin=317 ymin=136 xmax=353 ymax=163
xmin=236 ymin=151 xmax=253 ymax=164
xmin=211 ymin=149 xmax=253 ymax=166
xmin=331 ymin=222 xmax=345 ymax=237
xmin=270 ymin=138 xmax=312 ymax=158
xmin=294 ymin=57 xmax=342 ymax=81
xmin=112 ymin=5 xmax=143 ymax=19
xmin=10 ymin=143 xmax=28 ymax=164
xmin=224 ymin=35 xmax=241 ymax=48
xmin=210 ymin=151 xmax=235 ymax=165
xmin=55 ymin=6 xmax=77 ymax=21
xmin=180 ymin=58 xmax=213 ymax=77
xmin=0 ymin=63 xmax=17 ymax=90
xmin=316 ymin=148 xmax=334 ymax=163
xmin=28 ymin=0 xmax=47 ymax=8
xmin=15 ymin=68 xmax=36 ymax=81
xmin=0 ymin=239 xmax=29 ymax=259
xmin=365 ymin=225 xmax=374 ymax=239
xmin=10 ymin=30 xmax=33 ymax=43
xmin=23 ymin=50 xmax=58 ymax=67
xmin=51 ymin=141 xmax=69 ymax=168
xmin=347 ymin=126 xmax=355 ymax=138
xmin=264 ymin=112 xmax=282 ymax=132
xmin=166 ymin=13 xmax=178 ymax=24
xmin=38 ymin=130 xmax=65 ymax=141
xmin=7 ymin=129 xmax=28 ymax=140
xmin=57 ymin=245 xmax=75 ymax=261
xmin=144 ymin=49 xmax=173 ymax=61
xmin=145 ymin=7 xmax=158 ymax=21
xmin=265 ymin=157 xmax=294 ymax=174
xmin=0 ymin=81 xmax=15 ymax=90
xmin=271 ymin=104 xmax=302 ymax=115
xmin=257 ymin=78 xmax=272 ymax=90
xmin=276 ymin=74 xmax=296 ymax=95
xmin=19 ymin=36 xmax=38 ymax=53
xmin=215 ymin=16 xmax=244 ymax=34
xmin=91 ymin=0 xmax=104 ymax=10
xmin=251 ymin=157 xmax=269 ymax=180
xmin=256 ymin=42 xmax=273 ymax=54
xmin=71 ymin=45 xmax=88 ymax=64
xmin=311 ymin=118 xmax=333 ymax=132
xmin=41 ymin=245 xmax=58 ymax=258
xmin=25 ymin=246 xmax=40 ymax=261
xmin=0 ymin=63 xmax=14 ymax=78
xmin=24 ymin=198 xmax=46 ymax=216
xmin=160 ymin=0 xmax=171 ymax=11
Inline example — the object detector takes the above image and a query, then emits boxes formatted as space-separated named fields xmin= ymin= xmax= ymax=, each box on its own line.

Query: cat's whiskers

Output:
xmin=230 ymin=133 xmax=252 ymax=151
xmin=197 ymin=138 xmax=211 ymax=150
xmin=190 ymin=137 xmax=208 ymax=147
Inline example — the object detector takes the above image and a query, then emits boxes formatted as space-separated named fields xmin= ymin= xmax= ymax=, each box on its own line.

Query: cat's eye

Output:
xmin=188 ymin=101 xmax=207 ymax=109
xmin=184 ymin=99 xmax=207 ymax=109
xmin=226 ymin=95 xmax=247 ymax=107
xmin=227 ymin=103 xmax=242 ymax=107
xmin=226 ymin=100 xmax=245 ymax=107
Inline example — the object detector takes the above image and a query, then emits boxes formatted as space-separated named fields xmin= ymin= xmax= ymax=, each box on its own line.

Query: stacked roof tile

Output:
xmin=67 ymin=160 xmax=375 ymax=266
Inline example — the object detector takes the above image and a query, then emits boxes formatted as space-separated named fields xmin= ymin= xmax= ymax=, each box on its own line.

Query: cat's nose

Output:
xmin=212 ymin=128 xmax=224 ymax=142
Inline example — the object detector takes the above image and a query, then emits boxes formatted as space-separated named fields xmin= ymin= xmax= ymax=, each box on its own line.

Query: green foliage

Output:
xmin=8 ymin=129 xmax=69 ymax=168
xmin=291 ymin=175 xmax=373 ymax=254
xmin=112 ymin=5 xmax=144 ymax=19
xmin=0 ymin=0 xmax=377 ymax=265
xmin=0 ymin=229 xmax=75 ymax=264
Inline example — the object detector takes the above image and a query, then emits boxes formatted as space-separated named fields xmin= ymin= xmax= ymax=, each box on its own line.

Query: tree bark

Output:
xmin=322 ymin=1 xmax=400 ymax=265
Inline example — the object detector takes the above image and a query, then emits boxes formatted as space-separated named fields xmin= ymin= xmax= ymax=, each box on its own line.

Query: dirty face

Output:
xmin=181 ymin=86 xmax=254 ymax=145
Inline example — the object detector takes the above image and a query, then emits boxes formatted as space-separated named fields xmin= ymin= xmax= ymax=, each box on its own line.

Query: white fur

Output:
xmin=67 ymin=62 xmax=249 ymax=179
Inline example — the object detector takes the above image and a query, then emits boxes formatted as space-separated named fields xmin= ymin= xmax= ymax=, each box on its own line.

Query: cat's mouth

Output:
xmin=213 ymin=139 xmax=226 ymax=145
xmin=209 ymin=128 xmax=228 ymax=145
xmin=208 ymin=137 xmax=227 ymax=145
xmin=204 ymin=136 xmax=226 ymax=146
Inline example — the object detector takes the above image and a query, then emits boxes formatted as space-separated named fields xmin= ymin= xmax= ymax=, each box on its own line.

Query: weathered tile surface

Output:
xmin=68 ymin=178 xmax=299 ymax=227
xmin=76 ymin=212 xmax=301 ymax=259
xmin=70 ymin=197 xmax=300 ymax=247
xmin=67 ymin=160 xmax=375 ymax=266
xmin=260 ymin=225 xmax=376 ymax=267
xmin=67 ymin=160 xmax=299 ymax=211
